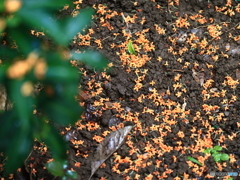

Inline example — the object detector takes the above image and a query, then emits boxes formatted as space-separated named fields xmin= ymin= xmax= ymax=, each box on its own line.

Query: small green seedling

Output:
xmin=127 ymin=40 xmax=137 ymax=55
xmin=203 ymin=146 xmax=229 ymax=162
xmin=187 ymin=156 xmax=202 ymax=166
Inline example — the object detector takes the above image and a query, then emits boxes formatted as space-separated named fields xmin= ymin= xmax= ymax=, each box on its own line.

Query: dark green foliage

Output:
xmin=0 ymin=0 xmax=107 ymax=178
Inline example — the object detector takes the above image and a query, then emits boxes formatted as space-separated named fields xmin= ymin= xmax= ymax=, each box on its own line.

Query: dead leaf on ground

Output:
xmin=192 ymin=69 xmax=205 ymax=86
xmin=78 ymin=90 xmax=91 ymax=100
xmin=181 ymin=98 xmax=187 ymax=111
xmin=89 ymin=126 xmax=133 ymax=180
xmin=236 ymin=69 xmax=240 ymax=80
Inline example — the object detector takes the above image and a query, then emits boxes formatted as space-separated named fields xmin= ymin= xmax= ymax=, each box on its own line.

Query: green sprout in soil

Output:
xmin=203 ymin=146 xmax=229 ymax=162
xmin=187 ymin=156 xmax=202 ymax=166
xmin=127 ymin=40 xmax=137 ymax=55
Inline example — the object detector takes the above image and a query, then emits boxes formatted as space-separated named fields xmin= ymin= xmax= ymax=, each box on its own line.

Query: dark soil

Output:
xmin=10 ymin=0 xmax=240 ymax=180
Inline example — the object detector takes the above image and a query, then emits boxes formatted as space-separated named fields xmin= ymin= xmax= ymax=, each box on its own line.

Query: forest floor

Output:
xmin=15 ymin=0 xmax=240 ymax=180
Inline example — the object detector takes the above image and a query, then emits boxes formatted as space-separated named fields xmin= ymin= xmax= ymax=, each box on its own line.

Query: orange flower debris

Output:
xmin=175 ymin=15 xmax=190 ymax=28
xmin=189 ymin=14 xmax=207 ymax=24
xmin=207 ymin=24 xmax=222 ymax=39
xmin=154 ymin=24 xmax=166 ymax=34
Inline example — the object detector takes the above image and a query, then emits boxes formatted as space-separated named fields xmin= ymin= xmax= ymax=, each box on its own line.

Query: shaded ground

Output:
xmin=8 ymin=0 xmax=240 ymax=180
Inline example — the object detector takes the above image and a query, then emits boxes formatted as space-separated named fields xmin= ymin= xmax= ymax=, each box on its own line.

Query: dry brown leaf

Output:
xmin=181 ymin=99 xmax=187 ymax=111
xmin=78 ymin=90 xmax=91 ymax=100
xmin=192 ymin=69 xmax=205 ymax=86
xmin=236 ymin=69 xmax=240 ymax=80
xmin=89 ymin=126 xmax=133 ymax=180
xmin=198 ymin=72 xmax=205 ymax=86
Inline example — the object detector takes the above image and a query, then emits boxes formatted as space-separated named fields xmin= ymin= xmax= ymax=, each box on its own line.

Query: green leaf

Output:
xmin=23 ymin=0 xmax=71 ymax=10
xmin=45 ymin=65 xmax=79 ymax=82
xmin=203 ymin=148 xmax=212 ymax=154
xmin=9 ymin=28 xmax=39 ymax=55
xmin=0 ymin=111 xmax=18 ymax=151
xmin=187 ymin=157 xmax=202 ymax=166
xmin=213 ymin=146 xmax=222 ymax=151
xmin=0 ymin=113 xmax=33 ymax=174
xmin=0 ymin=1 xmax=4 ymax=12
xmin=0 ymin=65 xmax=7 ymax=82
xmin=61 ymin=8 xmax=95 ymax=45
xmin=211 ymin=150 xmax=217 ymax=154
xmin=62 ymin=176 xmax=68 ymax=180
xmin=44 ymin=52 xmax=79 ymax=82
xmin=8 ymin=79 xmax=35 ymax=127
xmin=4 ymin=130 xmax=32 ymax=174
xmin=212 ymin=153 xmax=221 ymax=162
xmin=46 ymin=160 xmax=65 ymax=177
xmin=62 ymin=161 xmax=68 ymax=169
xmin=6 ymin=15 xmax=22 ymax=28
xmin=38 ymin=120 xmax=68 ymax=160
xmin=40 ymin=98 xmax=82 ymax=125
xmin=127 ymin=40 xmax=137 ymax=55
xmin=71 ymin=50 xmax=108 ymax=70
xmin=17 ymin=9 xmax=63 ymax=44
xmin=17 ymin=7 xmax=94 ymax=46
xmin=0 ymin=47 xmax=22 ymax=62
xmin=65 ymin=170 xmax=78 ymax=179
xmin=220 ymin=154 xmax=229 ymax=161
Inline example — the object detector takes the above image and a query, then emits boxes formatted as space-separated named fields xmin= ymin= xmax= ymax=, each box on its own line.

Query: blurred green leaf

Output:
xmin=62 ymin=161 xmax=68 ymax=169
xmin=213 ymin=146 xmax=222 ymax=151
xmin=65 ymin=170 xmax=78 ymax=179
xmin=40 ymin=98 xmax=82 ymax=125
xmin=71 ymin=51 xmax=108 ymax=70
xmin=0 ymin=113 xmax=32 ymax=174
xmin=203 ymin=148 xmax=211 ymax=154
xmin=211 ymin=150 xmax=217 ymax=154
xmin=6 ymin=15 xmax=22 ymax=28
xmin=0 ymin=111 xmax=18 ymax=151
xmin=0 ymin=47 xmax=22 ymax=62
xmin=44 ymin=52 xmax=79 ymax=82
xmin=62 ymin=176 xmax=68 ymax=180
xmin=0 ymin=65 xmax=8 ymax=82
xmin=46 ymin=160 xmax=65 ymax=177
xmin=38 ymin=120 xmax=68 ymax=160
xmin=23 ymin=0 xmax=71 ymax=10
xmin=16 ymin=9 xmax=63 ymax=44
xmin=45 ymin=65 xmax=79 ymax=82
xmin=9 ymin=28 xmax=39 ymax=55
xmin=8 ymin=79 xmax=35 ymax=127
xmin=4 ymin=129 xmax=32 ymax=174
xmin=61 ymin=8 xmax=95 ymax=45
xmin=0 ymin=0 xmax=100 ymax=177
xmin=220 ymin=154 xmax=229 ymax=161
xmin=17 ymin=7 xmax=94 ymax=46
xmin=0 ymin=1 xmax=4 ymax=12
